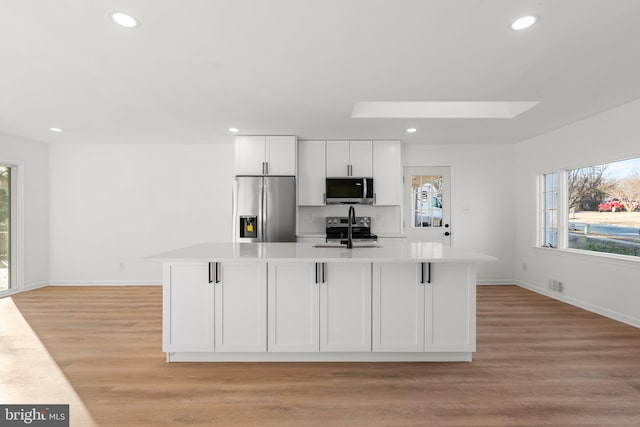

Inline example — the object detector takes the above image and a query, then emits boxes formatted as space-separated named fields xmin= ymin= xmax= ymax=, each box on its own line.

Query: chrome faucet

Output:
xmin=346 ymin=205 xmax=355 ymax=249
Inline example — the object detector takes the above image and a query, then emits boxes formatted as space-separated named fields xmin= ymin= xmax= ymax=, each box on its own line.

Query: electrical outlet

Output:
xmin=522 ymin=263 xmax=527 ymax=272
xmin=120 ymin=262 xmax=126 ymax=271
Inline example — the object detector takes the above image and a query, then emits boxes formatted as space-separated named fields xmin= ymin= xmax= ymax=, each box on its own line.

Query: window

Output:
xmin=542 ymin=173 xmax=558 ymax=248
xmin=539 ymin=156 xmax=640 ymax=259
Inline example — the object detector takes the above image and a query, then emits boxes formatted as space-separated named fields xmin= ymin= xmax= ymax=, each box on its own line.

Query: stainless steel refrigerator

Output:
xmin=232 ymin=176 xmax=296 ymax=242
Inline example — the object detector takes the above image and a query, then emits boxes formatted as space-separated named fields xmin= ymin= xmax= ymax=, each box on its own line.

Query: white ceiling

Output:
xmin=2 ymin=0 xmax=640 ymax=145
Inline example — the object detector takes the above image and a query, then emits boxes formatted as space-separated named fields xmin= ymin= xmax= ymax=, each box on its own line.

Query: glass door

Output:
xmin=404 ymin=166 xmax=452 ymax=245
xmin=0 ymin=165 xmax=10 ymax=291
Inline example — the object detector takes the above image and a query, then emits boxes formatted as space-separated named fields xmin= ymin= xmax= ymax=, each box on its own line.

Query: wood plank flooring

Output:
xmin=7 ymin=285 xmax=640 ymax=426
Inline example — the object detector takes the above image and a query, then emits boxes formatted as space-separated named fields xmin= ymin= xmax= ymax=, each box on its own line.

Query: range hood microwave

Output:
xmin=325 ymin=177 xmax=374 ymax=205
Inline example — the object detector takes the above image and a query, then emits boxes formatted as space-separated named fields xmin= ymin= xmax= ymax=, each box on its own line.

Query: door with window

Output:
xmin=404 ymin=166 xmax=451 ymax=245
xmin=0 ymin=164 xmax=10 ymax=292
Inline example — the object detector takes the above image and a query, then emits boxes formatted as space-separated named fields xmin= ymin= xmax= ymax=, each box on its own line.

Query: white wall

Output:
xmin=0 ymin=131 xmax=49 ymax=289
xmin=49 ymin=143 xmax=234 ymax=284
xmin=515 ymin=98 xmax=640 ymax=327
xmin=402 ymin=144 xmax=516 ymax=283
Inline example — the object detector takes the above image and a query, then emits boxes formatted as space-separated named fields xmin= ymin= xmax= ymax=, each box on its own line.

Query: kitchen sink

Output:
xmin=313 ymin=242 xmax=382 ymax=249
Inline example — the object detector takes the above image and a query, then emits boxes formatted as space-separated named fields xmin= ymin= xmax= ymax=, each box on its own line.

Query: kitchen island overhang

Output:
xmin=149 ymin=241 xmax=496 ymax=362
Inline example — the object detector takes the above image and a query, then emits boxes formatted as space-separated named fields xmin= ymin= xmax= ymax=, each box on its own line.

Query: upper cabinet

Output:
xmin=373 ymin=141 xmax=402 ymax=205
xmin=298 ymin=139 xmax=402 ymax=206
xmin=326 ymin=140 xmax=373 ymax=177
xmin=298 ymin=140 xmax=326 ymax=206
xmin=234 ymin=135 xmax=297 ymax=176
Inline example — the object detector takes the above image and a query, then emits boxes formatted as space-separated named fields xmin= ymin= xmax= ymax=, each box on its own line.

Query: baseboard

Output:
xmin=23 ymin=281 xmax=49 ymax=291
xmin=516 ymin=280 xmax=640 ymax=329
xmin=48 ymin=281 xmax=160 ymax=286
xmin=476 ymin=279 xmax=515 ymax=285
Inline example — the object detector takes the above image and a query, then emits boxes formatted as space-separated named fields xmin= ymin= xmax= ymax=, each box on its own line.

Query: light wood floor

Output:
xmin=7 ymin=285 xmax=640 ymax=426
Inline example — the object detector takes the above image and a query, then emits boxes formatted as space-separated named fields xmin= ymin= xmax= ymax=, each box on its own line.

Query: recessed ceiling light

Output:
xmin=511 ymin=15 xmax=537 ymax=30
xmin=229 ymin=128 xmax=239 ymax=133
xmin=406 ymin=128 xmax=417 ymax=133
xmin=49 ymin=127 xmax=63 ymax=132
xmin=111 ymin=12 xmax=138 ymax=28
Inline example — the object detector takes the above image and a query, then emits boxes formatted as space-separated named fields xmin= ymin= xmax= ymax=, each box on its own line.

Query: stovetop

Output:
xmin=325 ymin=216 xmax=377 ymax=242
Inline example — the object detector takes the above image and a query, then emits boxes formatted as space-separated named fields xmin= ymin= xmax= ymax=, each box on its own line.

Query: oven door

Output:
xmin=326 ymin=178 xmax=373 ymax=204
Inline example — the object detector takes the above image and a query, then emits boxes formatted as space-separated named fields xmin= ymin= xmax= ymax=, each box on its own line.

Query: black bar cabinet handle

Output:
xmin=426 ymin=262 xmax=431 ymax=284
xmin=322 ymin=263 xmax=326 ymax=283
xmin=208 ymin=262 xmax=214 ymax=284
xmin=215 ymin=262 xmax=221 ymax=284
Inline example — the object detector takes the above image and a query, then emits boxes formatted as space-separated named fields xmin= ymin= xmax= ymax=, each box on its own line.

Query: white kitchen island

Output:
xmin=149 ymin=241 xmax=496 ymax=362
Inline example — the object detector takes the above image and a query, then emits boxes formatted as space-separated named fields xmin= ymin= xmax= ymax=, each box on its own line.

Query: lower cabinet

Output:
xmin=162 ymin=261 xmax=268 ymax=353
xmin=267 ymin=262 xmax=320 ymax=352
xmin=214 ymin=262 xmax=267 ymax=352
xmin=372 ymin=262 xmax=475 ymax=352
xmin=320 ymin=262 xmax=372 ymax=352
xmin=163 ymin=262 xmax=215 ymax=352
xmin=425 ymin=263 xmax=475 ymax=351
xmin=267 ymin=261 xmax=372 ymax=352
xmin=373 ymin=263 xmax=424 ymax=352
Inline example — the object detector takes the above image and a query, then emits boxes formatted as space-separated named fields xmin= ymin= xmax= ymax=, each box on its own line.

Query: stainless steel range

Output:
xmin=325 ymin=216 xmax=377 ymax=243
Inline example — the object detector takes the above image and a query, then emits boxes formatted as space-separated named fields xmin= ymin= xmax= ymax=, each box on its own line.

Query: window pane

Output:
xmin=568 ymin=158 xmax=640 ymax=257
xmin=410 ymin=175 xmax=443 ymax=228
xmin=541 ymin=173 xmax=558 ymax=248
xmin=0 ymin=166 xmax=9 ymax=291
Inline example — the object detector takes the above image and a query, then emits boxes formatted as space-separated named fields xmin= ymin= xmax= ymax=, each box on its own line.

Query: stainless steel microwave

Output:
xmin=325 ymin=177 xmax=374 ymax=204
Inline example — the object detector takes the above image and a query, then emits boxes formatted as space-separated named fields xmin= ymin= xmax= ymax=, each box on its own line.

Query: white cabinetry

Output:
xmin=372 ymin=262 xmax=475 ymax=353
xmin=163 ymin=263 xmax=215 ymax=352
xmin=214 ymin=262 xmax=267 ymax=352
xmin=267 ymin=261 xmax=372 ymax=352
xmin=320 ymin=262 xmax=372 ymax=352
xmin=298 ymin=140 xmax=326 ymax=205
xmin=267 ymin=262 xmax=319 ymax=352
xmin=425 ymin=263 xmax=475 ymax=351
xmin=373 ymin=140 xmax=402 ymax=205
xmin=326 ymin=140 xmax=372 ymax=177
xmin=372 ymin=263 xmax=424 ymax=352
xmin=234 ymin=135 xmax=296 ymax=176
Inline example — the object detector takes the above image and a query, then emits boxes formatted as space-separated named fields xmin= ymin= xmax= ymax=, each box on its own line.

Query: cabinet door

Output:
xmin=163 ymin=263 xmax=214 ymax=352
xmin=320 ymin=262 xmax=372 ymax=352
xmin=425 ymin=263 xmax=475 ymax=352
xmin=373 ymin=141 xmax=401 ymax=205
xmin=373 ymin=263 xmax=425 ymax=352
xmin=235 ymin=136 xmax=266 ymax=175
xmin=326 ymin=140 xmax=350 ymax=177
xmin=266 ymin=136 xmax=296 ymax=175
xmin=214 ymin=262 xmax=267 ymax=352
xmin=268 ymin=262 xmax=320 ymax=352
xmin=349 ymin=140 xmax=373 ymax=177
xmin=298 ymin=140 xmax=326 ymax=205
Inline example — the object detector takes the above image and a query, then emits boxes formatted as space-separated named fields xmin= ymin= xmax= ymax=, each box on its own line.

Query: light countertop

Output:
xmin=148 ymin=242 xmax=497 ymax=263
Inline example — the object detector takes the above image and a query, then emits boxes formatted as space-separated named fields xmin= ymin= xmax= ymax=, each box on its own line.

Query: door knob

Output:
xmin=444 ymin=231 xmax=450 ymax=236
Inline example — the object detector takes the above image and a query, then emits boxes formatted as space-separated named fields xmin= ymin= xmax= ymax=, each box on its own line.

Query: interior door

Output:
xmin=403 ymin=166 xmax=452 ymax=245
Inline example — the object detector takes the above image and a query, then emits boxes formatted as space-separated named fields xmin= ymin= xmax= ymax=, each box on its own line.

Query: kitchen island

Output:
xmin=149 ymin=241 xmax=496 ymax=362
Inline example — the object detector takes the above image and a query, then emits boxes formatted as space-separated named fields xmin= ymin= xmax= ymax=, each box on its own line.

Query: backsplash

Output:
xmin=298 ymin=205 xmax=402 ymax=235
